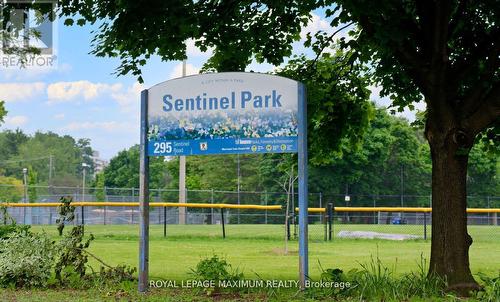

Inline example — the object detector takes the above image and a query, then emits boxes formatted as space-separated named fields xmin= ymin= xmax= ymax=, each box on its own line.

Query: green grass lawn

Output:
xmin=30 ymin=224 xmax=500 ymax=281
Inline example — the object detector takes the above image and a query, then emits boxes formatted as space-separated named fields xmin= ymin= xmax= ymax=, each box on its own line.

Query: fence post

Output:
xmin=323 ymin=204 xmax=327 ymax=241
xmin=319 ymin=192 xmax=323 ymax=223
xmin=487 ymin=196 xmax=491 ymax=225
xmin=104 ymin=206 xmax=107 ymax=225
xmin=163 ymin=206 xmax=167 ymax=238
xmin=327 ymin=203 xmax=333 ymax=241
xmin=81 ymin=205 xmax=85 ymax=226
xmin=131 ymin=207 xmax=134 ymax=224
xmin=423 ymin=211 xmax=427 ymax=240
xmin=221 ymin=208 xmax=226 ymax=239
xmin=264 ymin=191 xmax=268 ymax=224
xmin=211 ymin=189 xmax=214 ymax=225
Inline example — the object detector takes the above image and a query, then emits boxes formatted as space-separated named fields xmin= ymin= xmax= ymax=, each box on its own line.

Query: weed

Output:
xmin=190 ymin=254 xmax=243 ymax=294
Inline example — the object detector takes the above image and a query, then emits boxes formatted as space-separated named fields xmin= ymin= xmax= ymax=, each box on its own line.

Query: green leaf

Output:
xmin=63 ymin=19 xmax=74 ymax=26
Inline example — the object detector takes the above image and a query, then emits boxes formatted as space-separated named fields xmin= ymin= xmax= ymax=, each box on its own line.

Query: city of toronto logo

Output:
xmin=1 ymin=0 xmax=58 ymax=69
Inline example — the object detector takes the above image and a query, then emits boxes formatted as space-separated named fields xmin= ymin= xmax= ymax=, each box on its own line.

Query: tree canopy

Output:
xmin=0 ymin=130 xmax=96 ymax=188
xmin=0 ymin=102 xmax=6 ymax=125
xmin=58 ymin=0 xmax=316 ymax=77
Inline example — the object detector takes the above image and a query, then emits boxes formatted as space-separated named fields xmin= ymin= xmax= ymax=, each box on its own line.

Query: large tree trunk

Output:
xmin=427 ymin=123 xmax=480 ymax=295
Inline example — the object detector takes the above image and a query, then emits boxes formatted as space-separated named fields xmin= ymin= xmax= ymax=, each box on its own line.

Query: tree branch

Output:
xmin=447 ymin=0 xmax=467 ymax=37
xmin=430 ymin=0 xmax=452 ymax=71
xmin=307 ymin=21 xmax=355 ymax=71
xmin=414 ymin=0 xmax=453 ymax=94
xmin=82 ymin=249 xmax=114 ymax=270
xmin=457 ymin=46 xmax=500 ymax=117
xmin=464 ymin=84 xmax=500 ymax=135
xmin=450 ymin=28 xmax=500 ymax=91
xmin=394 ymin=44 xmax=430 ymax=96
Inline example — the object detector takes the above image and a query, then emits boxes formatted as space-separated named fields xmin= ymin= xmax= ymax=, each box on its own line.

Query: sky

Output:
xmin=0 ymin=11 xmax=424 ymax=160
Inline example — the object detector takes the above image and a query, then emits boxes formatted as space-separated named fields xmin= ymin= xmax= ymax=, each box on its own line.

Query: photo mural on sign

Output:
xmin=146 ymin=72 xmax=300 ymax=156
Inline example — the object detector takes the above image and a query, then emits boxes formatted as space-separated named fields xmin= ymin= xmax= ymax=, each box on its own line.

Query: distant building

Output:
xmin=92 ymin=151 xmax=108 ymax=174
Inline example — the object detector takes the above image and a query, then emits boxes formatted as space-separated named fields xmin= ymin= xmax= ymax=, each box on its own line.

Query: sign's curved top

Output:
xmin=147 ymin=72 xmax=301 ymax=92
xmin=145 ymin=72 xmax=304 ymax=156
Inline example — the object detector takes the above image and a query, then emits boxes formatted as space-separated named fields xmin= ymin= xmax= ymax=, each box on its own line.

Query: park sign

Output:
xmin=139 ymin=72 xmax=309 ymax=292
xmin=146 ymin=72 xmax=303 ymax=156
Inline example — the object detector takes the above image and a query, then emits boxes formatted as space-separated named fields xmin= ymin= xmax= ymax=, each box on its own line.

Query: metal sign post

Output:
xmin=297 ymin=83 xmax=308 ymax=289
xmin=138 ymin=72 xmax=308 ymax=292
xmin=138 ymin=90 xmax=150 ymax=292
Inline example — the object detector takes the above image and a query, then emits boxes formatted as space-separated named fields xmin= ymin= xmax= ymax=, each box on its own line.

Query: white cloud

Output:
xmin=300 ymin=13 xmax=333 ymax=40
xmin=1 ymin=63 xmax=72 ymax=81
xmin=169 ymin=63 xmax=200 ymax=79
xmin=246 ymin=60 xmax=277 ymax=73
xmin=53 ymin=113 xmax=65 ymax=120
xmin=3 ymin=115 xmax=28 ymax=127
xmin=0 ymin=82 xmax=46 ymax=102
xmin=295 ymin=13 xmax=352 ymax=56
xmin=186 ymin=39 xmax=213 ymax=57
xmin=110 ymin=82 xmax=144 ymax=112
xmin=47 ymin=80 xmax=122 ymax=103
xmin=60 ymin=121 xmax=135 ymax=133
xmin=46 ymin=81 xmax=143 ymax=113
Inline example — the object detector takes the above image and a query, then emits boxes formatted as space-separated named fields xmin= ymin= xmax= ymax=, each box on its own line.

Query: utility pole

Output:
xmin=178 ymin=60 xmax=187 ymax=225
xmin=81 ymin=163 xmax=89 ymax=229
xmin=23 ymin=168 xmax=30 ymax=225
xmin=48 ymin=155 xmax=53 ymax=185
xmin=48 ymin=155 xmax=53 ymax=195
xmin=82 ymin=163 xmax=88 ymax=202
xmin=344 ymin=184 xmax=351 ymax=223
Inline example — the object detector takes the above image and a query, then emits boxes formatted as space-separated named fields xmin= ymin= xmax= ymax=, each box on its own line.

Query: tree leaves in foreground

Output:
xmin=277 ymin=52 xmax=373 ymax=165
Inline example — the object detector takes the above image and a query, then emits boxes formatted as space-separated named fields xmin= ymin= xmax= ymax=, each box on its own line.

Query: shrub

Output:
xmin=55 ymin=225 xmax=95 ymax=280
xmin=0 ymin=204 xmax=30 ymax=239
xmin=87 ymin=265 xmax=137 ymax=290
xmin=190 ymin=255 xmax=243 ymax=293
xmin=0 ymin=232 xmax=56 ymax=287
xmin=0 ymin=224 xmax=30 ymax=240
xmin=0 ymin=196 xmax=137 ymax=290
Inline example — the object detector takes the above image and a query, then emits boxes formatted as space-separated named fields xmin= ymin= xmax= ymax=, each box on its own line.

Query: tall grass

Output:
xmin=474 ymin=272 xmax=500 ymax=302
xmin=314 ymin=253 xmax=447 ymax=301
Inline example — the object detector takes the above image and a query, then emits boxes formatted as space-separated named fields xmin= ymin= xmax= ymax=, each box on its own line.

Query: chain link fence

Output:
xmin=1 ymin=185 xmax=498 ymax=243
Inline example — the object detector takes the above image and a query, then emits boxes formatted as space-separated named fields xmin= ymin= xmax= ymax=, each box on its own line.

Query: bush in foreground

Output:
xmin=0 ymin=197 xmax=137 ymax=290
xmin=0 ymin=231 xmax=56 ymax=287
